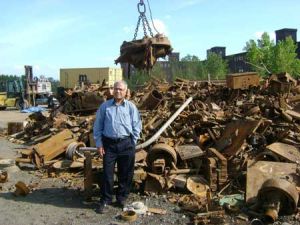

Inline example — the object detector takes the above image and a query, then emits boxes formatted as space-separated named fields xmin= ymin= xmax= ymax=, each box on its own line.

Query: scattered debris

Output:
xmin=14 ymin=181 xmax=30 ymax=196
xmin=120 ymin=210 xmax=138 ymax=222
xmin=147 ymin=207 xmax=167 ymax=215
xmin=0 ymin=170 xmax=8 ymax=183
xmin=125 ymin=201 xmax=148 ymax=215
xmin=6 ymin=73 xmax=300 ymax=223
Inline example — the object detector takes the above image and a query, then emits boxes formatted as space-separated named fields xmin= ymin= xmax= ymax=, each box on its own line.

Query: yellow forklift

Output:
xmin=0 ymin=80 xmax=28 ymax=110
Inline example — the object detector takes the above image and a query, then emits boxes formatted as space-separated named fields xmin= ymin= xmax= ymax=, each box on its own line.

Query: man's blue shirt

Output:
xmin=93 ymin=98 xmax=142 ymax=148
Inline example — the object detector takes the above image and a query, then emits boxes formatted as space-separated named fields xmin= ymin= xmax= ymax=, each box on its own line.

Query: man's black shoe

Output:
xmin=96 ymin=202 xmax=108 ymax=214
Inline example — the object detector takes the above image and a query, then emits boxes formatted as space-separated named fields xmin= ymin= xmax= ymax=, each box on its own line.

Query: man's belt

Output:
xmin=102 ymin=136 xmax=130 ymax=144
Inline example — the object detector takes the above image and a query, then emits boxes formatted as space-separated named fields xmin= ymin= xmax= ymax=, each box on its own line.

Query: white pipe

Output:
xmin=135 ymin=96 xmax=193 ymax=149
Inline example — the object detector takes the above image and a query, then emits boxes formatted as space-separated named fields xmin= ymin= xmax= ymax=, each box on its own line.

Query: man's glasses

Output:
xmin=114 ymin=88 xmax=125 ymax=91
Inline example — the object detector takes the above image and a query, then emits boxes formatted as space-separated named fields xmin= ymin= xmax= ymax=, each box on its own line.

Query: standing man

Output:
xmin=93 ymin=80 xmax=142 ymax=213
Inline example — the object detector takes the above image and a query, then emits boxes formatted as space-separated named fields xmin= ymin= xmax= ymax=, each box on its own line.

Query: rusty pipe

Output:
xmin=79 ymin=97 xmax=193 ymax=152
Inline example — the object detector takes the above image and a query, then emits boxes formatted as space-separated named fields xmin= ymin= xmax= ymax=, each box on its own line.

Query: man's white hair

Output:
xmin=114 ymin=80 xmax=128 ymax=90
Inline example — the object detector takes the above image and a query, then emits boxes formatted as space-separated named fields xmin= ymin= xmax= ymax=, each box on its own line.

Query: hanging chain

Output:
xmin=133 ymin=16 xmax=142 ymax=40
xmin=143 ymin=15 xmax=153 ymax=37
xmin=133 ymin=1 xmax=154 ymax=40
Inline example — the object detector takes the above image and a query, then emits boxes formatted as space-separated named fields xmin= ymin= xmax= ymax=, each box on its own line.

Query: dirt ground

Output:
xmin=0 ymin=110 xmax=298 ymax=225
xmin=0 ymin=108 xmax=31 ymax=131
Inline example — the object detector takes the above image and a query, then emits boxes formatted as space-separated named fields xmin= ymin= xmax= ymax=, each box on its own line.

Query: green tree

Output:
xmin=245 ymin=33 xmax=300 ymax=77
xmin=205 ymin=52 xmax=228 ymax=79
xmin=181 ymin=54 xmax=200 ymax=62
xmin=150 ymin=63 xmax=167 ymax=81
xmin=125 ymin=64 xmax=166 ymax=90
xmin=273 ymin=37 xmax=300 ymax=76
xmin=245 ymin=32 xmax=275 ymax=76
xmin=174 ymin=54 xmax=207 ymax=80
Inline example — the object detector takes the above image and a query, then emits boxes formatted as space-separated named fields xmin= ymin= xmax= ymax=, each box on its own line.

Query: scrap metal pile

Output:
xmin=57 ymin=83 xmax=113 ymax=114
xmin=9 ymin=72 xmax=300 ymax=223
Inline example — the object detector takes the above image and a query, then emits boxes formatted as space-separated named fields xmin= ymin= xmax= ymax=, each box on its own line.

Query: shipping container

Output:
xmin=60 ymin=67 xmax=123 ymax=89
xmin=226 ymin=72 xmax=260 ymax=90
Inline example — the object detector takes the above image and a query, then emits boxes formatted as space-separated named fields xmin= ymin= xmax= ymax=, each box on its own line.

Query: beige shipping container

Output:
xmin=60 ymin=67 xmax=123 ymax=89
xmin=226 ymin=72 xmax=260 ymax=90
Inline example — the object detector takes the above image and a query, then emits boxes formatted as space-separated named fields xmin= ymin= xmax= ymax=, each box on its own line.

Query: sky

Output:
xmin=0 ymin=0 xmax=299 ymax=79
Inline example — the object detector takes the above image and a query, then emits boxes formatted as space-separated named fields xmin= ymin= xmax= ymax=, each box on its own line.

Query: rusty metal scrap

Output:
xmin=14 ymin=181 xmax=30 ymax=196
xmin=115 ymin=34 xmax=172 ymax=71
xmin=56 ymin=83 xmax=113 ymax=114
xmin=8 ymin=72 xmax=300 ymax=222
xmin=0 ymin=170 xmax=8 ymax=183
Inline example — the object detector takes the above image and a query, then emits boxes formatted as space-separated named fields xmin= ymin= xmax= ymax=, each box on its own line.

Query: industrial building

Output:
xmin=60 ymin=67 xmax=122 ymax=89
xmin=207 ymin=28 xmax=300 ymax=73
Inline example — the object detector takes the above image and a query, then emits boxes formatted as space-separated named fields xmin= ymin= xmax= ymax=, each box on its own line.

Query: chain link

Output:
xmin=141 ymin=16 xmax=148 ymax=37
xmin=133 ymin=16 xmax=142 ymax=40
xmin=133 ymin=1 xmax=154 ymax=40
xmin=143 ymin=15 xmax=153 ymax=37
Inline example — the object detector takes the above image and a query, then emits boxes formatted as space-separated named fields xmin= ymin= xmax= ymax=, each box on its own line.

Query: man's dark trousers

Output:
xmin=101 ymin=136 xmax=135 ymax=204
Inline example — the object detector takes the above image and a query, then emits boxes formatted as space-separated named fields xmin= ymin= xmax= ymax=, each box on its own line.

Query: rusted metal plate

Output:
xmin=216 ymin=119 xmax=262 ymax=156
xmin=246 ymin=160 xmax=300 ymax=203
xmin=266 ymin=142 xmax=300 ymax=163
xmin=176 ymin=145 xmax=204 ymax=160
xmin=34 ymin=129 xmax=76 ymax=162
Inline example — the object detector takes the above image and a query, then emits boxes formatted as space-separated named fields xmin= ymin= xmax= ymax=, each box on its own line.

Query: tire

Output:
xmin=16 ymin=99 xmax=29 ymax=110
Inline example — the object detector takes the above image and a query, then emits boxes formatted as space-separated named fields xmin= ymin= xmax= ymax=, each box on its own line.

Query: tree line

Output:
xmin=245 ymin=33 xmax=300 ymax=77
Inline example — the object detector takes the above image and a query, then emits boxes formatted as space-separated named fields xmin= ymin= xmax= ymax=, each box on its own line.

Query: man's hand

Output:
xmin=97 ymin=147 xmax=105 ymax=157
